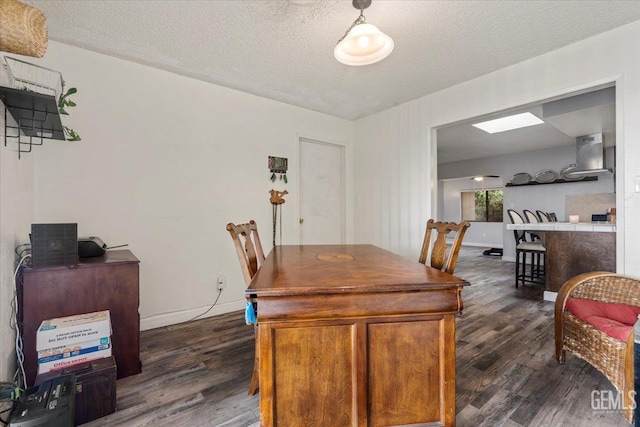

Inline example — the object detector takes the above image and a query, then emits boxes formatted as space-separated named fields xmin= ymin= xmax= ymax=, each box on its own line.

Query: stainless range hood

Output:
xmin=564 ymin=133 xmax=615 ymax=177
xmin=541 ymin=87 xmax=615 ymax=178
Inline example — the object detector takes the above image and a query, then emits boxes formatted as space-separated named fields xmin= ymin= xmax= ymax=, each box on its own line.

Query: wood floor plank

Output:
xmin=474 ymin=388 xmax=526 ymax=427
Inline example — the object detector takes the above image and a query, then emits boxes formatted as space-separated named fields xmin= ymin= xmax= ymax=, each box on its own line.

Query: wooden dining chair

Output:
xmin=226 ymin=219 xmax=265 ymax=396
xmin=226 ymin=220 xmax=265 ymax=286
xmin=418 ymin=219 xmax=470 ymax=275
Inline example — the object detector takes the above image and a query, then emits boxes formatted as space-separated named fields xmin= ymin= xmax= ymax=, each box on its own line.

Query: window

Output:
xmin=461 ymin=189 xmax=503 ymax=222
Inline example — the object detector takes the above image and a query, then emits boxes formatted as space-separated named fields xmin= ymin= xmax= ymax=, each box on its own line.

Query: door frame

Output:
xmin=297 ymin=135 xmax=348 ymax=244
xmin=432 ymin=74 xmax=625 ymax=280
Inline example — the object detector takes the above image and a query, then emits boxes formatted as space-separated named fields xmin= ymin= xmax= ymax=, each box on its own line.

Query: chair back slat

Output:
xmin=226 ymin=220 xmax=265 ymax=286
xmin=419 ymin=219 xmax=470 ymax=275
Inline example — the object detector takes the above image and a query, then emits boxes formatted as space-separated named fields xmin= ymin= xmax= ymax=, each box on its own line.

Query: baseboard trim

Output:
xmin=502 ymin=256 xmax=515 ymax=263
xmin=141 ymin=300 xmax=246 ymax=331
xmin=543 ymin=291 xmax=557 ymax=303
xmin=446 ymin=240 xmax=504 ymax=249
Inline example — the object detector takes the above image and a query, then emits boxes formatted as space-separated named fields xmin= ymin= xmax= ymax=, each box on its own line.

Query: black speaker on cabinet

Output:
xmin=30 ymin=223 xmax=79 ymax=268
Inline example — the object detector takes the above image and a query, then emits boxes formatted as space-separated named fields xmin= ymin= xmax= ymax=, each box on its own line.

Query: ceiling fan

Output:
xmin=471 ymin=175 xmax=500 ymax=181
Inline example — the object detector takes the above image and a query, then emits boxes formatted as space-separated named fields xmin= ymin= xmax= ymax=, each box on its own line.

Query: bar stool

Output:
xmin=523 ymin=209 xmax=546 ymax=281
xmin=524 ymin=209 xmax=544 ymax=241
xmin=507 ymin=209 xmax=546 ymax=288
xmin=536 ymin=210 xmax=550 ymax=222
xmin=524 ymin=209 xmax=541 ymax=228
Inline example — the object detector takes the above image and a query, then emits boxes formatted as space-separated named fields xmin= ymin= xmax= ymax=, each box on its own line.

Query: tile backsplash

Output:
xmin=566 ymin=193 xmax=615 ymax=222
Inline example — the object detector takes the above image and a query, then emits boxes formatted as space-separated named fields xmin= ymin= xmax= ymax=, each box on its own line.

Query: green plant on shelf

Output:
xmin=57 ymin=87 xmax=76 ymax=115
xmin=57 ymin=87 xmax=81 ymax=141
xmin=63 ymin=126 xmax=81 ymax=142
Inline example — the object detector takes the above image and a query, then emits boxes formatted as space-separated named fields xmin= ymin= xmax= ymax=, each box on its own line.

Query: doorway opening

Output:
xmin=434 ymin=82 xmax=621 ymax=279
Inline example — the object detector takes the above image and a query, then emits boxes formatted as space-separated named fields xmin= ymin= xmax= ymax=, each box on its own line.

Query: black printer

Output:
xmin=10 ymin=374 xmax=75 ymax=427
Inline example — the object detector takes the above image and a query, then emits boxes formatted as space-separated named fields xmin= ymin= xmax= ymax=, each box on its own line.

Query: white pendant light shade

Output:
xmin=334 ymin=23 xmax=394 ymax=66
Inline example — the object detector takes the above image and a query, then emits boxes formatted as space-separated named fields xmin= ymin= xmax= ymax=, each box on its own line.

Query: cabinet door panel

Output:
xmin=368 ymin=319 xmax=443 ymax=426
xmin=273 ymin=324 xmax=355 ymax=426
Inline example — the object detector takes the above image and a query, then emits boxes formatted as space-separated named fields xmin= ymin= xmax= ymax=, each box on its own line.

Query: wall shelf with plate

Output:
xmin=505 ymin=176 xmax=598 ymax=187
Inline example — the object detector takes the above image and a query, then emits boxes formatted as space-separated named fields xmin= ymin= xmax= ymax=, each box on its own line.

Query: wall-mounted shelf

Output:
xmin=1 ymin=57 xmax=66 ymax=158
xmin=1 ymin=87 xmax=65 ymax=158
xmin=505 ymin=176 xmax=598 ymax=187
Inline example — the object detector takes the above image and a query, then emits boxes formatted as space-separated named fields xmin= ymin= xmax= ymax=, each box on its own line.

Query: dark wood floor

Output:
xmin=84 ymin=247 xmax=628 ymax=426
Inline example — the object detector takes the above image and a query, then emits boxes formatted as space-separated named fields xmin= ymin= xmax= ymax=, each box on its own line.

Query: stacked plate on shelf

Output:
xmin=510 ymin=172 xmax=532 ymax=185
xmin=509 ymin=165 xmax=587 ymax=185
xmin=534 ymin=169 xmax=558 ymax=183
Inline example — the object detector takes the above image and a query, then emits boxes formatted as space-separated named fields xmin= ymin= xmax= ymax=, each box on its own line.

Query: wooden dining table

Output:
xmin=246 ymin=244 xmax=468 ymax=427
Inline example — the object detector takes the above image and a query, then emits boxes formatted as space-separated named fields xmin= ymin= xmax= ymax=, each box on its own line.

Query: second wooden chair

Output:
xmin=419 ymin=219 xmax=470 ymax=275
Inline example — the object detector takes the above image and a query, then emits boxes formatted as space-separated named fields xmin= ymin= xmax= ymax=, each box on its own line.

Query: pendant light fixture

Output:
xmin=334 ymin=0 xmax=394 ymax=66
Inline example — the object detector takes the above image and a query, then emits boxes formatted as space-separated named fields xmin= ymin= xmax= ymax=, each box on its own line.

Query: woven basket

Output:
xmin=0 ymin=0 xmax=48 ymax=58
xmin=563 ymin=311 xmax=626 ymax=390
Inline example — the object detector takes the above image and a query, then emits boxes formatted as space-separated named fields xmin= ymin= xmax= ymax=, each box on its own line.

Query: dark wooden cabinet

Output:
xmin=19 ymin=250 xmax=141 ymax=386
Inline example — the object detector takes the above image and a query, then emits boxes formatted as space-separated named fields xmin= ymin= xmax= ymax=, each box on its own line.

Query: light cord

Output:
xmin=337 ymin=10 xmax=366 ymax=44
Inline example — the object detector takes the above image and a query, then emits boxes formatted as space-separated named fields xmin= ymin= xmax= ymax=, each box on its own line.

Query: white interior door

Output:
xmin=299 ymin=138 xmax=345 ymax=244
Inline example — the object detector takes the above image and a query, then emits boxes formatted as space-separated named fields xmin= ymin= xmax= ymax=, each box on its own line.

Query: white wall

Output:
xmin=354 ymin=20 xmax=640 ymax=278
xmin=21 ymin=42 xmax=354 ymax=330
xmin=354 ymin=102 xmax=431 ymax=257
xmin=0 ymin=91 xmax=35 ymax=380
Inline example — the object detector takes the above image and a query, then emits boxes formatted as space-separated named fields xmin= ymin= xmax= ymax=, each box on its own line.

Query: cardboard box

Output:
xmin=37 ymin=347 xmax=112 ymax=375
xmin=36 ymin=310 xmax=111 ymax=351
xmin=37 ymin=337 xmax=111 ymax=364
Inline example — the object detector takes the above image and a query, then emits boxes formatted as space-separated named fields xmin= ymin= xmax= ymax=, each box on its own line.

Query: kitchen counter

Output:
xmin=506 ymin=222 xmax=616 ymax=232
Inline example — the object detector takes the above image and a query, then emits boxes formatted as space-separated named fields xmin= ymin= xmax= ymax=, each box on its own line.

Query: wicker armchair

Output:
xmin=555 ymin=272 xmax=640 ymax=423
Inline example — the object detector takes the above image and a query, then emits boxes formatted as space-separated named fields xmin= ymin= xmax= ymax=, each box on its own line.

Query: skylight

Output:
xmin=472 ymin=112 xmax=544 ymax=134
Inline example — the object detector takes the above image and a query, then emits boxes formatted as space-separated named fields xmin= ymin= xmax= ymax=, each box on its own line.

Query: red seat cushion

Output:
xmin=565 ymin=297 xmax=640 ymax=342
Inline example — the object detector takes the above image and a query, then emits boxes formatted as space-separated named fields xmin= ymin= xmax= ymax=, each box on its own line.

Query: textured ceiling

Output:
xmin=22 ymin=0 xmax=640 ymax=121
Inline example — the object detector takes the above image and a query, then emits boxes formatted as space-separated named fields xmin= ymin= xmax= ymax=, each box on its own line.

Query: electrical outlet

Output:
xmin=217 ymin=273 xmax=226 ymax=290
